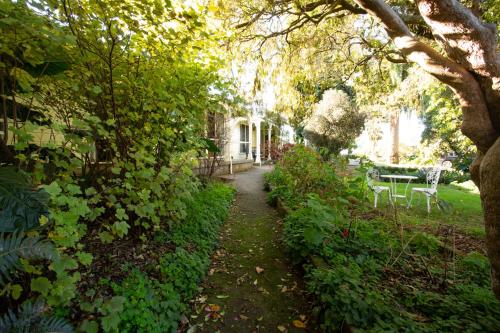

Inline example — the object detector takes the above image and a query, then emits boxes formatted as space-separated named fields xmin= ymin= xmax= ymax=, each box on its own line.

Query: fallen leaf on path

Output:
xmin=255 ymin=266 xmax=264 ymax=274
xmin=300 ymin=315 xmax=306 ymax=321
xmin=257 ymin=316 xmax=263 ymax=321
xmin=186 ymin=325 xmax=199 ymax=333
xmin=239 ymin=314 xmax=249 ymax=320
xmin=205 ymin=304 xmax=221 ymax=312
xmin=253 ymin=279 xmax=258 ymax=285
xmin=216 ymin=295 xmax=229 ymax=299
xmin=258 ymin=287 xmax=270 ymax=295
xmin=293 ymin=320 xmax=306 ymax=328
xmin=207 ymin=312 xmax=222 ymax=320
xmin=277 ymin=325 xmax=287 ymax=332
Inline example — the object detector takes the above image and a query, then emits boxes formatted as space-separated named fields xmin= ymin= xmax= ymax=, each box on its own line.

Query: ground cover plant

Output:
xmin=266 ymin=146 xmax=500 ymax=332
xmin=76 ymin=183 xmax=235 ymax=332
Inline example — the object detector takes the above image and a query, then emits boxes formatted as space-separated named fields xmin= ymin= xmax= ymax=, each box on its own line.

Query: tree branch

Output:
xmin=353 ymin=0 xmax=497 ymax=153
xmin=416 ymin=0 xmax=500 ymax=130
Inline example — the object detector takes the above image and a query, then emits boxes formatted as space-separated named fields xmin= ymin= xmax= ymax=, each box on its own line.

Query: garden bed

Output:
xmin=265 ymin=145 xmax=500 ymax=332
xmin=72 ymin=182 xmax=235 ymax=332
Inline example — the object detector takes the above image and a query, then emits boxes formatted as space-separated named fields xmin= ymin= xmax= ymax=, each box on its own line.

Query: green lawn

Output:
xmin=371 ymin=181 xmax=484 ymax=237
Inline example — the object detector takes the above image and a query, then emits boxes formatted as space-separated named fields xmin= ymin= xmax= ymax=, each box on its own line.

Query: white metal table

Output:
xmin=380 ymin=174 xmax=419 ymax=204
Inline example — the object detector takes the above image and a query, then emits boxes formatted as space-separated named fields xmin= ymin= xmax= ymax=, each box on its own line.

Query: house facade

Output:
xmin=200 ymin=105 xmax=295 ymax=176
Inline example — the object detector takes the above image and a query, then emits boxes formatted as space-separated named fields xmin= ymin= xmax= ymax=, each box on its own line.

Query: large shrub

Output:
xmin=265 ymin=145 xmax=357 ymax=208
xmin=0 ymin=1 xmax=236 ymax=330
xmin=303 ymin=89 xmax=365 ymax=154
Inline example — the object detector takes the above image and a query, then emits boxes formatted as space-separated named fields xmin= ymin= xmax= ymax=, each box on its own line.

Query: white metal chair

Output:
xmin=366 ymin=168 xmax=391 ymax=208
xmin=407 ymin=167 xmax=441 ymax=213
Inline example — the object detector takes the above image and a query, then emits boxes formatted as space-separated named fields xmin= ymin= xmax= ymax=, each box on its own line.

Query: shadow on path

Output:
xmin=186 ymin=166 xmax=316 ymax=333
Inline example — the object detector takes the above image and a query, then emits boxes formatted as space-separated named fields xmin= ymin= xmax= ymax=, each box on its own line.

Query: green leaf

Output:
xmin=11 ymin=284 xmax=22 ymax=300
xmin=43 ymin=181 xmax=62 ymax=197
xmin=92 ymin=85 xmax=102 ymax=94
xmin=304 ymin=227 xmax=325 ymax=246
xmin=80 ymin=319 xmax=99 ymax=333
xmin=101 ymin=313 xmax=120 ymax=332
xmin=99 ymin=231 xmax=114 ymax=244
xmin=107 ymin=296 xmax=126 ymax=312
xmin=31 ymin=276 xmax=51 ymax=296
xmin=76 ymin=251 xmax=93 ymax=266
xmin=10 ymin=67 xmax=34 ymax=92
xmin=112 ymin=221 xmax=130 ymax=238
xmin=115 ymin=208 xmax=128 ymax=221
xmin=0 ymin=168 xmax=49 ymax=232
xmin=85 ymin=187 xmax=97 ymax=196
xmin=0 ymin=233 xmax=55 ymax=285
xmin=200 ymin=137 xmax=221 ymax=153
xmin=79 ymin=301 xmax=95 ymax=312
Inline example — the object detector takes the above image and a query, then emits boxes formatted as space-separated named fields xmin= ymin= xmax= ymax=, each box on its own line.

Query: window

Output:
xmin=240 ymin=124 xmax=249 ymax=153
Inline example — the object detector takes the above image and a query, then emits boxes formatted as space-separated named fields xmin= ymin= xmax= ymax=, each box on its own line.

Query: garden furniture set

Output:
xmin=366 ymin=166 xmax=442 ymax=213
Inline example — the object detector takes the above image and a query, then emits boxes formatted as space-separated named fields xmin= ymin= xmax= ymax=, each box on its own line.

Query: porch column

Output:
xmin=247 ymin=118 xmax=253 ymax=160
xmin=255 ymin=120 xmax=261 ymax=164
xmin=267 ymin=125 xmax=272 ymax=160
xmin=224 ymin=118 xmax=232 ymax=161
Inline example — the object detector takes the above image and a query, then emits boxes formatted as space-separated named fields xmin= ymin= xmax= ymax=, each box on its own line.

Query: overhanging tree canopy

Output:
xmin=227 ymin=0 xmax=500 ymax=298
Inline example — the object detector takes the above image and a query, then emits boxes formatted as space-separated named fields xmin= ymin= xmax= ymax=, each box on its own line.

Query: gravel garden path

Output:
xmin=187 ymin=166 xmax=316 ymax=333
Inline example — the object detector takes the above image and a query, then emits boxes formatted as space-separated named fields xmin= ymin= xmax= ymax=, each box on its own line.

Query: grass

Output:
xmin=371 ymin=181 xmax=484 ymax=237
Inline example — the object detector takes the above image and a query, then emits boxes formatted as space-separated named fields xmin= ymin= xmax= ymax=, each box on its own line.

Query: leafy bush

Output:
xmin=111 ymin=270 xmax=182 ymax=333
xmin=0 ymin=1 xmax=239 ymax=329
xmin=303 ymin=89 xmax=366 ymax=155
xmin=265 ymin=145 xmax=361 ymax=208
xmin=457 ymin=252 xmax=491 ymax=286
xmin=285 ymin=197 xmax=500 ymax=332
xmin=106 ymin=183 xmax=235 ymax=332
xmin=409 ymin=232 xmax=441 ymax=255
xmin=270 ymin=149 xmax=499 ymax=332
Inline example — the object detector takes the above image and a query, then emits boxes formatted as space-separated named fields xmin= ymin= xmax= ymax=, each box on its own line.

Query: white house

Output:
xmin=201 ymin=103 xmax=295 ymax=175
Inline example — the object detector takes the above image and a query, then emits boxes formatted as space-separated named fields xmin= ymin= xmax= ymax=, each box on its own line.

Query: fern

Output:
xmin=0 ymin=299 xmax=73 ymax=333
xmin=0 ymin=166 xmax=49 ymax=232
xmin=0 ymin=232 xmax=55 ymax=285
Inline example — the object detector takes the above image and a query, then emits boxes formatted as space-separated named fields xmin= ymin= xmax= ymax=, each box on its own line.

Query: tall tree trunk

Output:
xmin=353 ymin=0 xmax=500 ymax=298
xmin=389 ymin=109 xmax=400 ymax=164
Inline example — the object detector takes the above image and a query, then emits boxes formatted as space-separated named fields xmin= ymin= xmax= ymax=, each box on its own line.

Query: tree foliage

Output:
xmin=304 ymin=89 xmax=365 ymax=154
xmin=421 ymin=82 xmax=476 ymax=170
xmin=0 ymin=0 xmax=239 ymax=329
xmin=226 ymin=0 xmax=500 ymax=298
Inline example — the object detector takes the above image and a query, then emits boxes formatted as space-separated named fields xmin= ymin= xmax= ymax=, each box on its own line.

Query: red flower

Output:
xmin=342 ymin=229 xmax=349 ymax=238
